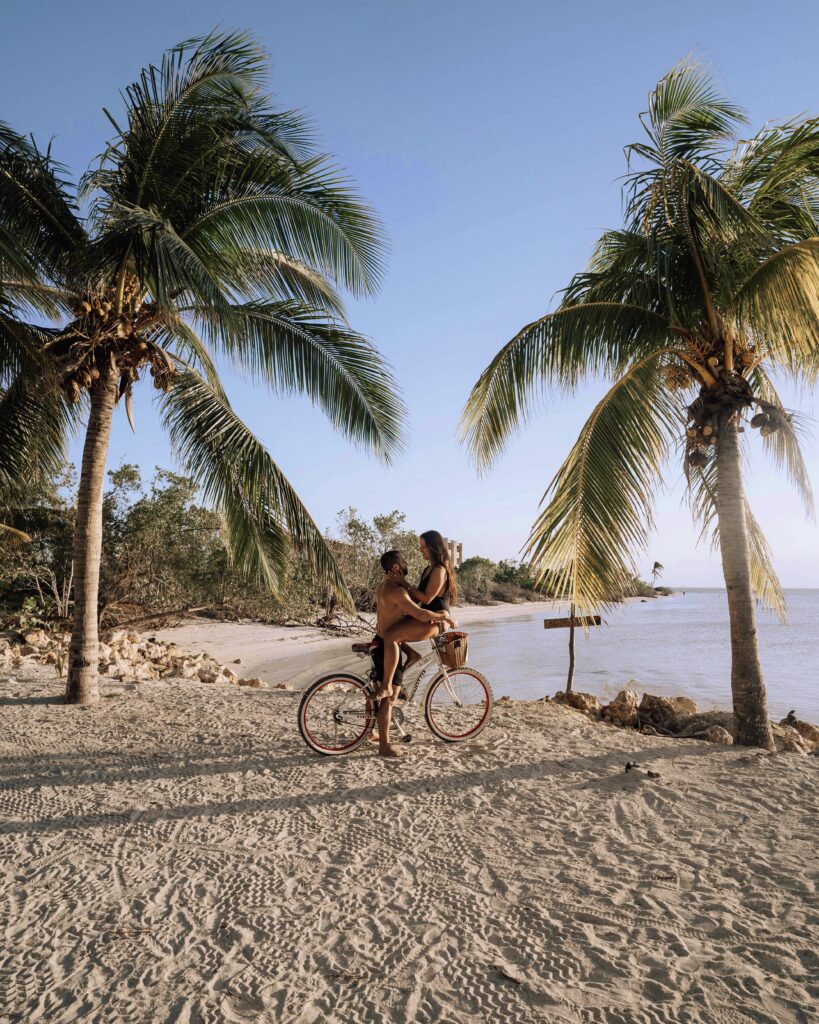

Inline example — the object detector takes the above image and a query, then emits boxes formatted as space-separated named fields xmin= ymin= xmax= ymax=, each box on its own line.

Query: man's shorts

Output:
xmin=371 ymin=636 xmax=405 ymax=687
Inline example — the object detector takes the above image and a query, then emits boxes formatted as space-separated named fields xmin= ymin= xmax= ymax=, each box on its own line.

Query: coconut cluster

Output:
xmin=680 ymin=339 xmax=789 ymax=469
xmin=47 ymin=275 xmax=176 ymax=403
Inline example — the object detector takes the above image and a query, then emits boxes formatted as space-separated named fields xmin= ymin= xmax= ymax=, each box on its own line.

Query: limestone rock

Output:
xmin=602 ymin=688 xmax=639 ymax=728
xmin=238 ymin=677 xmax=265 ymax=689
xmin=271 ymin=682 xmax=293 ymax=691
xmin=779 ymin=712 xmax=819 ymax=752
xmin=22 ymin=629 xmax=48 ymax=647
xmin=638 ymin=693 xmax=678 ymax=731
xmin=554 ymin=691 xmax=601 ymax=714
xmin=772 ymin=723 xmax=809 ymax=755
xmin=703 ymin=725 xmax=734 ymax=745
xmin=677 ymin=711 xmax=735 ymax=738
xmin=669 ymin=696 xmax=698 ymax=716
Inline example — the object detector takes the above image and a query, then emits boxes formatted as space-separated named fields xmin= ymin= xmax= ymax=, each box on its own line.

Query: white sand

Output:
xmin=151 ymin=601 xmax=566 ymax=688
xmin=1 ymin=662 xmax=816 ymax=1023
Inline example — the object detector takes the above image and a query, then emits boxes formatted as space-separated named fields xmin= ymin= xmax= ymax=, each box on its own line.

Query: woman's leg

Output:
xmin=374 ymin=619 xmax=439 ymax=699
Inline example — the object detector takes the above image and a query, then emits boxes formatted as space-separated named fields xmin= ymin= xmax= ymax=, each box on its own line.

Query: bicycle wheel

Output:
xmin=298 ymin=673 xmax=374 ymax=755
xmin=424 ymin=667 xmax=493 ymax=742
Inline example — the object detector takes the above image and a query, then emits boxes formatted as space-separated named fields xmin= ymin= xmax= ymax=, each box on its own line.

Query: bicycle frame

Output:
xmin=358 ymin=637 xmax=462 ymax=712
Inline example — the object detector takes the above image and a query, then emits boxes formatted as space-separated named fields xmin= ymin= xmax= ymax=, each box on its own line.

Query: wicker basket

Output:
xmin=439 ymin=630 xmax=468 ymax=669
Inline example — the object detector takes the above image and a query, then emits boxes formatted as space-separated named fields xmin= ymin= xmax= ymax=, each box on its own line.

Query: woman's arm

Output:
xmin=402 ymin=565 xmax=446 ymax=605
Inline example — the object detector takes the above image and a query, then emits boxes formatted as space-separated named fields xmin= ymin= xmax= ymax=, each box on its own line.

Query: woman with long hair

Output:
xmin=373 ymin=530 xmax=458 ymax=699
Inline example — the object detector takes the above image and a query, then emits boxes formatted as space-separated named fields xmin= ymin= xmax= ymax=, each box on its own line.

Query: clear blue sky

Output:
xmin=3 ymin=0 xmax=818 ymax=586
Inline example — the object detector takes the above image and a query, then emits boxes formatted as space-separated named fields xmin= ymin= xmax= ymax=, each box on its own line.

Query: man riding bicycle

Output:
xmin=372 ymin=550 xmax=454 ymax=758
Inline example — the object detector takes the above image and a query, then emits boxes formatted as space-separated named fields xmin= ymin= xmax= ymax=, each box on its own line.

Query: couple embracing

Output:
xmin=370 ymin=530 xmax=457 ymax=757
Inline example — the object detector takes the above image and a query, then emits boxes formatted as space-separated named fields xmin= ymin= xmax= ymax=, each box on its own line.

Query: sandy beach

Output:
xmin=1 ymin=661 xmax=816 ymax=1023
xmin=151 ymin=602 xmax=566 ymax=690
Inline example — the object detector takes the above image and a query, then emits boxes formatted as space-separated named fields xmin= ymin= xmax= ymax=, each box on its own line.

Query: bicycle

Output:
xmin=297 ymin=630 xmax=494 ymax=755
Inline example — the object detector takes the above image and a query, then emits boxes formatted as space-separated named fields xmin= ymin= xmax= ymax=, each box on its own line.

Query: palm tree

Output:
xmin=651 ymin=561 xmax=664 ymax=588
xmin=0 ymin=31 xmax=403 ymax=705
xmin=462 ymin=61 xmax=819 ymax=750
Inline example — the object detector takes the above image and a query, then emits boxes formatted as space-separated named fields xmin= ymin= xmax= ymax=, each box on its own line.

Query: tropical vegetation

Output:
xmin=462 ymin=61 xmax=819 ymax=749
xmin=0 ymin=31 xmax=403 ymax=704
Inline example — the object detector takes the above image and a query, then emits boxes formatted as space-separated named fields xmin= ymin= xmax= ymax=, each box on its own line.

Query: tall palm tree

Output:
xmin=0 ymin=31 xmax=403 ymax=705
xmin=462 ymin=62 xmax=819 ymax=749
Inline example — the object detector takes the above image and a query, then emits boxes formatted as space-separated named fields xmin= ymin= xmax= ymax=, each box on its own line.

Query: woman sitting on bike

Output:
xmin=379 ymin=530 xmax=458 ymax=686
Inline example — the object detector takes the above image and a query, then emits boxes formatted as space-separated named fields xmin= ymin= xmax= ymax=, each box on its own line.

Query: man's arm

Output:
xmin=390 ymin=586 xmax=451 ymax=624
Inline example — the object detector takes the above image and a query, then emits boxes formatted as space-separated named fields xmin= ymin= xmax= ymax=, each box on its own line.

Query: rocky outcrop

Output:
xmin=553 ymin=691 xmax=602 ymax=715
xmin=602 ymin=689 xmax=639 ymax=728
xmin=0 ymin=628 xmax=256 ymax=689
xmin=780 ymin=712 xmax=819 ymax=752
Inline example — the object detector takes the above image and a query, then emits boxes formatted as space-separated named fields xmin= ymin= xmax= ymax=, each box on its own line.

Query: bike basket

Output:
xmin=439 ymin=630 xmax=468 ymax=668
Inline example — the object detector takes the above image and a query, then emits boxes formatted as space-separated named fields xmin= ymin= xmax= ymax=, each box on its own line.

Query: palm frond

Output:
xmin=524 ymin=353 xmax=682 ymax=615
xmin=461 ymin=302 xmax=672 ymax=470
xmin=750 ymin=365 xmax=815 ymax=517
xmin=642 ymin=59 xmax=746 ymax=166
xmin=180 ymin=153 xmax=385 ymax=298
xmin=0 ymin=121 xmax=84 ymax=281
xmin=0 ymin=373 xmax=75 ymax=490
xmin=188 ymin=300 xmax=404 ymax=462
xmin=159 ymin=369 xmax=353 ymax=605
xmin=735 ymin=237 xmax=819 ymax=361
xmin=745 ymin=501 xmax=786 ymax=622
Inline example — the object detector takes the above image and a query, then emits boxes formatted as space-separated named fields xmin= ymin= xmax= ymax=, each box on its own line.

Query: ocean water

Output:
xmin=463 ymin=589 xmax=819 ymax=722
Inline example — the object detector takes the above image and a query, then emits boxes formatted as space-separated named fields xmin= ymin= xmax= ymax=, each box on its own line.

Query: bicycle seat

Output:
xmin=351 ymin=640 xmax=379 ymax=654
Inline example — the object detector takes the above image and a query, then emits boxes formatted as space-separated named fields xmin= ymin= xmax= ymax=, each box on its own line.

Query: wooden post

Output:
xmin=566 ymin=603 xmax=576 ymax=694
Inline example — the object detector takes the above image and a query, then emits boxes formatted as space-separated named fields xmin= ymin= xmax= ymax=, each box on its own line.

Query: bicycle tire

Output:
xmin=424 ymin=667 xmax=493 ymax=742
xmin=298 ymin=672 xmax=374 ymax=755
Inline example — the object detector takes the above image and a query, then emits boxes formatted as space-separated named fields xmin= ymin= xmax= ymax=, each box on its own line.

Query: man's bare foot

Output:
xmin=371 ymin=685 xmax=391 ymax=701
xmin=378 ymin=745 xmax=406 ymax=758
xmin=403 ymin=649 xmax=422 ymax=672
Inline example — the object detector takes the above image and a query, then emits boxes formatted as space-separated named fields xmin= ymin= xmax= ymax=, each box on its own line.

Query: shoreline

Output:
xmin=150 ymin=599 xmax=575 ymax=688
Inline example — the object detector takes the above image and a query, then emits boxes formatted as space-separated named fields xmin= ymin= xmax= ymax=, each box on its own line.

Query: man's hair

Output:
xmin=380 ymin=549 xmax=403 ymax=572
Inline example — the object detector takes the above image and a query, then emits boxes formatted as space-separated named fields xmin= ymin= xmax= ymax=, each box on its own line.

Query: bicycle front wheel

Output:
xmin=424 ymin=667 xmax=493 ymax=742
xmin=298 ymin=673 xmax=374 ymax=755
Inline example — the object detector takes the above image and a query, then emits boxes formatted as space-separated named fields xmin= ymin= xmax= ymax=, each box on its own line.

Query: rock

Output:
xmin=554 ymin=691 xmax=602 ymax=714
xmin=197 ymin=668 xmax=219 ymax=684
xmin=779 ymin=712 xmax=819 ymax=752
xmin=179 ymin=663 xmax=199 ymax=679
xmin=233 ymin=658 xmax=243 ymax=664
xmin=638 ymin=693 xmax=678 ymax=731
xmin=678 ymin=711 xmax=735 ymax=738
xmin=271 ymin=682 xmax=292 ymax=691
xmin=703 ymin=725 xmax=734 ymax=745
xmin=771 ymin=723 xmax=809 ymax=755
xmin=602 ymin=688 xmax=639 ymax=728
xmin=22 ymin=629 xmax=48 ymax=647
xmin=19 ymin=644 xmax=39 ymax=657
xmin=641 ymin=724 xmax=658 ymax=736
xmin=238 ymin=677 xmax=265 ymax=689
xmin=669 ymin=696 xmax=698 ymax=716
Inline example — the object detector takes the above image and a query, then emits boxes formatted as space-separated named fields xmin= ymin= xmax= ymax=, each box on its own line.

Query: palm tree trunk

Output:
xmin=715 ymin=417 xmax=774 ymax=749
xmin=65 ymin=363 xmax=118 ymax=705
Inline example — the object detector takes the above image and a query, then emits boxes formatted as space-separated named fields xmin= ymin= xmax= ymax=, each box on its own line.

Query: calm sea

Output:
xmin=465 ymin=589 xmax=819 ymax=722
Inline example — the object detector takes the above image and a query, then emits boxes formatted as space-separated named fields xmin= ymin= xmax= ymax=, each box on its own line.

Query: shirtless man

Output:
xmin=371 ymin=549 xmax=454 ymax=758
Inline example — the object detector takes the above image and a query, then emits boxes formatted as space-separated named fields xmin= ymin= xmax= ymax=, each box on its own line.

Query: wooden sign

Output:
xmin=543 ymin=615 xmax=602 ymax=630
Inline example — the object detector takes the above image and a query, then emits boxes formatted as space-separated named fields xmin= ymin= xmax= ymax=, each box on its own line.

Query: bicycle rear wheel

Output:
xmin=424 ymin=667 xmax=493 ymax=742
xmin=298 ymin=673 xmax=374 ymax=755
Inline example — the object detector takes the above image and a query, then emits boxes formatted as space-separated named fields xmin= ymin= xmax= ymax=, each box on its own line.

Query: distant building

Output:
xmin=444 ymin=538 xmax=463 ymax=567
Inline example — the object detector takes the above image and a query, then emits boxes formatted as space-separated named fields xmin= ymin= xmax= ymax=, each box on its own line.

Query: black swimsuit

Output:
xmin=419 ymin=565 xmax=450 ymax=613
